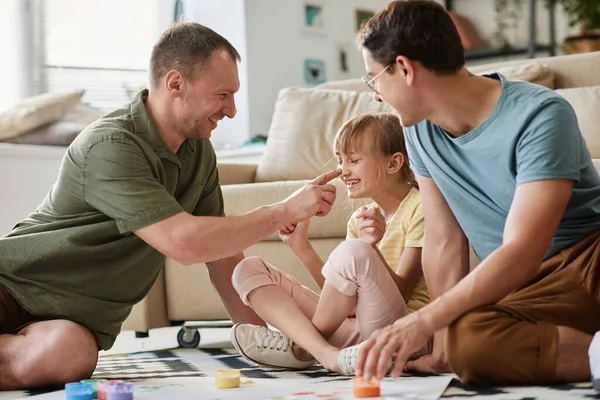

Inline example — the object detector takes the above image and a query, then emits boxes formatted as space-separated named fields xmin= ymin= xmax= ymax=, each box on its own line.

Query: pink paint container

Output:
xmin=96 ymin=380 xmax=125 ymax=400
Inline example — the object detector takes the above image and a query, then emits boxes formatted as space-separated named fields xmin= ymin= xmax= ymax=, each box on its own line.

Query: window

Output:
xmin=38 ymin=0 xmax=157 ymax=111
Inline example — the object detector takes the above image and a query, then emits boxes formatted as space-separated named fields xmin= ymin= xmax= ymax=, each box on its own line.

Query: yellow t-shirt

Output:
xmin=346 ymin=187 xmax=429 ymax=313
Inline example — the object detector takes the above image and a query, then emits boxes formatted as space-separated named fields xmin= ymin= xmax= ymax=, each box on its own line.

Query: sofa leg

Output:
xmin=135 ymin=331 xmax=149 ymax=338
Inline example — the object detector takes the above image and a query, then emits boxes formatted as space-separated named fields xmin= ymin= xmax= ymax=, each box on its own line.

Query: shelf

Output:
xmin=444 ymin=0 xmax=556 ymax=61
xmin=465 ymin=44 xmax=555 ymax=60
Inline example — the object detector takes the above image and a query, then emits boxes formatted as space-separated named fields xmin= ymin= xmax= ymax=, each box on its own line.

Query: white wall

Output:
xmin=0 ymin=0 xmax=35 ymax=111
xmin=245 ymin=0 xmax=391 ymax=140
xmin=156 ymin=0 xmax=251 ymax=150
xmin=178 ymin=0 xmax=250 ymax=150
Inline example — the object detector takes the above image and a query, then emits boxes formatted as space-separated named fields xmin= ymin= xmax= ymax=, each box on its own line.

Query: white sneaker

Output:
xmin=337 ymin=343 xmax=363 ymax=375
xmin=336 ymin=339 xmax=433 ymax=376
xmin=230 ymin=323 xmax=314 ymax=369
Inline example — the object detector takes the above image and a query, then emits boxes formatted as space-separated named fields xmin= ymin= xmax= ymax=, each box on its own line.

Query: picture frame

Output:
xmin=302 ymin=1 xmax=328 ymax=36
xmin=304 ymin=58 xmax=327 ymax=85
xmin=355 ymin=8 xmax=375 ymax=32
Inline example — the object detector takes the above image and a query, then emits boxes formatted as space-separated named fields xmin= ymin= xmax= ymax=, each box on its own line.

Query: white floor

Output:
xmin=100 ymin=326 xmax=233 ymax=357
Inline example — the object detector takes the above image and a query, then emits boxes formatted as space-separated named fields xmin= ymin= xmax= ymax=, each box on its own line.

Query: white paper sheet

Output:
xmin=29 ymin=375 xmax=453 ymax=400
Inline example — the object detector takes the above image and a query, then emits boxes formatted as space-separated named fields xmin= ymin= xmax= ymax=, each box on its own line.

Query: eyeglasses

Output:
xmin=362 ymin=64 xmax=392 ymax=93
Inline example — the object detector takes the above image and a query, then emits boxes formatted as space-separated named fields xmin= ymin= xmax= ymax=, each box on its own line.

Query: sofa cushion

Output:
xmin=315 ymin=79 xmax=371 ymax=92
xmin=3 ymin=120 xmax=85 ymax=146
xmin=222 ymin=178 xmax=369 ymax=240
xmin=256 ymin=88 xmax=393 ymax=182
xmin=2 ymin=101 xmax=103 ymax=146
xmin=0 ymin=90 xmax=84 ymax=141
xmin=475 ymin=62 xmax=554 ymax=89
xmin=555 ymin=86 xmax=600 ymax=159
xmin=317 ymin=62 xmax=555 ymax=95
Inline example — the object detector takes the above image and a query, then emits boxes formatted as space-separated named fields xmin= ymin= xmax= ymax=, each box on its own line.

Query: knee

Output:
xmin=329 ymin=239 xmax=377 ymax=273
xmin=15 ymin=321 xmax=98 ymax=387
xmin=446 ymin=309 xmax=503 ymax=385
xmin=231 ymin=256 xmax=270 ymax=293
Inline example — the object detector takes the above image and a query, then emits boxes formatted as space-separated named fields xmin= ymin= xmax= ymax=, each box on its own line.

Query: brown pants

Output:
xmin=0 ymin=285 xmax=38 ymax=334
xmin=447 ymin=231 xmax=600 ymax=386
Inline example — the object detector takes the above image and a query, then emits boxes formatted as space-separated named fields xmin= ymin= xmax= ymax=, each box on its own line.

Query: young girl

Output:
xmin=230 ymin=113 xmax=430 ymax=375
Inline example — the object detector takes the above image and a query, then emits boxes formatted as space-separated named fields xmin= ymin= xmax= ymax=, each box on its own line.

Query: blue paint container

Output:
xmin=65 ymin=382 xmax=93 ymax=400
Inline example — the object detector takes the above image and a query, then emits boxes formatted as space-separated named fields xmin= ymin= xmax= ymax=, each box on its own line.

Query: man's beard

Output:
xmin=181 ymin=116 xmax=206 ymax=140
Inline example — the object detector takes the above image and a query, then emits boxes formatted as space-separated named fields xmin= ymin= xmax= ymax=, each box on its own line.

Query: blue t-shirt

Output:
xmin=405 ymin=74 xmax=600 ymax=261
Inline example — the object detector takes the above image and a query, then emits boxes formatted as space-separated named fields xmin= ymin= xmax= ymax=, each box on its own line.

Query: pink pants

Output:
xmin=232 ymin=239 xmax=408 ymax=349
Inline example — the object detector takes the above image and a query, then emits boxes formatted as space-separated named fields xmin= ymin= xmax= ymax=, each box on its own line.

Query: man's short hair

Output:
xmin=150 ymin=22 xmax=241 ymax=87
xmin=357 ymin=0 xmax=464 ymax=75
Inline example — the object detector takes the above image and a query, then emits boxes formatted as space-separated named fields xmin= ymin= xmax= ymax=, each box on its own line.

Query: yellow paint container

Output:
xmin=215 ymin=369 xmax=241 ymax=389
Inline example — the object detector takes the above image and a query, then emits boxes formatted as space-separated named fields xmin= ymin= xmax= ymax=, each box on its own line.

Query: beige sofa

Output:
xmin=122 ymin=51 xmax=600 ymax=343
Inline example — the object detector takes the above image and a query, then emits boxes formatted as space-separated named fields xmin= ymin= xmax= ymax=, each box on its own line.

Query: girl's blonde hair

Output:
xmin=333 ymin=113 xmax=417 ymax=188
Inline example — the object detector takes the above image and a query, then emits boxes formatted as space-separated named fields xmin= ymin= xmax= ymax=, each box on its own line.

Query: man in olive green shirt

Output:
xmin=0 ymin=23 xmax=339 ymax=390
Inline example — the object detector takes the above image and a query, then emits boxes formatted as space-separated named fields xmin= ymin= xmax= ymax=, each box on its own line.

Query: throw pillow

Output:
xmin=255 ymin=87 xmax=393 ymax=182
xmin=315 ymin=78 xmax=370 ymax=92
xmin=555 ymin=85 xmax=600 ymax=159
xmin=3 ymin=102 xmax=104 ymax=146
xmin=473 ymin=62 xmax=554 ymax=89
xmin=0 ymin=90 xmax=84 ymax=141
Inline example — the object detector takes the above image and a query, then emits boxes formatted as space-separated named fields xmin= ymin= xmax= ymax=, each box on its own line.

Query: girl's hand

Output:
xmin=356 ymin=206 xmax=386 ymax=246
xmin=279 ymin=219 xmax=311 ymax=250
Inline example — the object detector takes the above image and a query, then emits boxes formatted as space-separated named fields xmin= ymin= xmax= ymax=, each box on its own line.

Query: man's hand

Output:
xmin=356 ymin=206 xmax=386 ymax=246
xmin=279 ymin=219 xmax=310 ymax=251
xmin=282 ymin=169 xmax=341 ymax=224
xmin=355 ymin=312 xmax=434 ymax=382
xmin=404 ymin=329 xmax=451 ymax=374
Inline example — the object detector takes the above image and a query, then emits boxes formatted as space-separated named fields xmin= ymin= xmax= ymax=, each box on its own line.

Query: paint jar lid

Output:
xmin=97 ymin=380 xmax=123 ymax=388
xmin=104 ymin=382 xmax=134 ymax=394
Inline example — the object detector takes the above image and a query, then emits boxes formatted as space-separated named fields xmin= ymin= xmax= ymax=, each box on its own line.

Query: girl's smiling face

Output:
xmin=337 ymin=150 xmax=385 ymax=200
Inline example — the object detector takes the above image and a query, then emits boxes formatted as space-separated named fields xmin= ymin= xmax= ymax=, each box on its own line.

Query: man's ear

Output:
xmin=395 ymin=55 xmax=415 ymax=85
xmin=164 ymin=70 xmax=184 ymax=97
xmin=388 ymin=152 xmax=405 ymax=174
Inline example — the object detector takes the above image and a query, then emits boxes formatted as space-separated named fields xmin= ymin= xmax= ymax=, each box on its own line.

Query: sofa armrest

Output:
xmin=217 ymin=162 xmax=257 ymax=185
xmin=222 ymin=179 xmax=368 ymax=241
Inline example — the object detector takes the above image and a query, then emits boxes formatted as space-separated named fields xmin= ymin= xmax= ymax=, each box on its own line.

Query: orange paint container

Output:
xmin=352 ymin=377 xmax=381 ymax=398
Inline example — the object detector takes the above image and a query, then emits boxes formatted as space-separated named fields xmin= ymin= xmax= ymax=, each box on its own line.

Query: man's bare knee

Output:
xmin=11 ymin=320 xmax=98 ymax=388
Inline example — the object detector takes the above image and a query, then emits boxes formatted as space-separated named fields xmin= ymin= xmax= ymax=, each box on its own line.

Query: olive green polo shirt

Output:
xmin=0 ymin=90 xmax=224 ymax=350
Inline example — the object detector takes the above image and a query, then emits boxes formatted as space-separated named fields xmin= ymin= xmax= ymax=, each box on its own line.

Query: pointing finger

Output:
xmin=311 ymin=169 xmax=342 ymax=185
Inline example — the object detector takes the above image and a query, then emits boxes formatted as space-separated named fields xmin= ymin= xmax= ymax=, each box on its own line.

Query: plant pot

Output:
xmin=562 ymin=32 xmax=600 ymax=54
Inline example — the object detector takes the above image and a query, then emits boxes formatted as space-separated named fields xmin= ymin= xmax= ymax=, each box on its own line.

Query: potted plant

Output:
xmin=544 ymin=0 xmax=600 ymax=53
xmin=493 ymin=0 xmax=524 ymax=50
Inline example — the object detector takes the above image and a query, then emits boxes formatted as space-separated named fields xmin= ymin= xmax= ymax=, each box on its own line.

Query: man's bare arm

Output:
xmin=135 ymin=206 xmax=285 ymax=266
xmin=420 ymin=179 xmax=574 ymax=332
xmin=135 ymin=169 xmax=341 ymax=265
xmin=418 ymin=175 xmax=470 ymax=300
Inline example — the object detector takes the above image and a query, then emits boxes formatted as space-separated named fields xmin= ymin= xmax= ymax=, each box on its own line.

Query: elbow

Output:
xmin=168 ymin=228 xmax=202 ymax=266
xmin=504 ymin=242 xmax=545 ymax=280
xmin=519 ymin=255 xmax=544 ymax=280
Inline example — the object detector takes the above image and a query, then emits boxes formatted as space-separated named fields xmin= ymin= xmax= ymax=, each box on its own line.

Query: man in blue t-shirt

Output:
xmin=353 ymin=0 xmax=600 ymax=386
